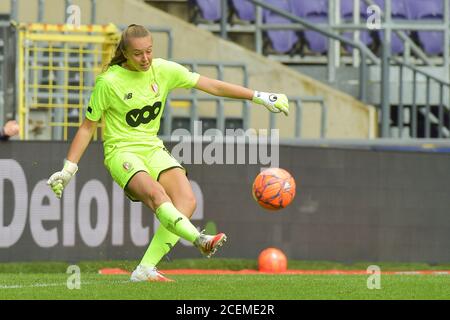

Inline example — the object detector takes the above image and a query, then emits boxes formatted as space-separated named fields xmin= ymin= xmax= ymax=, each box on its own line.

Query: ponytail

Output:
xmin=107 ymin=24 xmax=152 ymax=69
xmin=108 ymin=38 xmax=127 ymax=67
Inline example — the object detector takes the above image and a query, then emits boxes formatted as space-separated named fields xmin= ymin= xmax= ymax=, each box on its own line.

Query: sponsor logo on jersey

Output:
xmin=125 ymin=102 xmax=162 ymax=127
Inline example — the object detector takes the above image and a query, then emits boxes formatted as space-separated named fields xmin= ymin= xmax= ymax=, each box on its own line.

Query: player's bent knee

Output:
xmin=184 ymin=195 xmax=197 ymax=219
xmin=190 ymin=195 xmax=197 ymax=213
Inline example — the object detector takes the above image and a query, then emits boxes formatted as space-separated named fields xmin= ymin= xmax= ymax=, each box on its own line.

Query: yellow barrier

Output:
xmin=17 ymin=23 xmax=120 ymax=140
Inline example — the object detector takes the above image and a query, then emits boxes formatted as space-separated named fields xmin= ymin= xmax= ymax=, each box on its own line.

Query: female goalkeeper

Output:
xmin=47 ymin=24 xmax=289 ymax=282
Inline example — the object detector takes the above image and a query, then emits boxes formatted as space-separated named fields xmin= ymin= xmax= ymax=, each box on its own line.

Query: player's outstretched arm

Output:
xmin=47 ymin=118 xmax=97 ymax=198
xmin=195 ymin=75 xmax=289 ymax=116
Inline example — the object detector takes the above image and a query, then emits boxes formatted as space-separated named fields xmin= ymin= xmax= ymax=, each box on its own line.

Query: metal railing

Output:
xmin=270 ymin=96 xmax=327 ymax=139
xmin=211 ymin=0 xmax=383 ymax=103
xmin=212 ymin=0 xmax=450 ymax=66
xmin=0 ymin=19 xmax=5 ymax=126
xmin=388 ymin=57 xmax=450 ymax=139
xmin=15 ymin=22 xmax=174 ymax=140
xmin=167 ymin=61 xmax=250 ymax=136
xmin=210 ymin=0 xmax=450 ymax=139
xmin=16 ymin=23 xmax=120 ymax=140
xmin=0 ymin=16 xmax=16 ymax=126
xmin=9 ymin=0 xmax=174 ymax=59
xmin=166 ymin=95 xmax=328 ymax=139
xmin=379 ymin=0 xmax=450 ymax=138
xmin=10 ymin=0 xmax=97 ymax=24
xmin=6 ymin=1 xmax=331 ymax=140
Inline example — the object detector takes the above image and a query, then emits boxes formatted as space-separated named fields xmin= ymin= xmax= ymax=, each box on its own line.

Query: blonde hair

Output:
xmin=108 ymin=24 xmax=152 ymax=67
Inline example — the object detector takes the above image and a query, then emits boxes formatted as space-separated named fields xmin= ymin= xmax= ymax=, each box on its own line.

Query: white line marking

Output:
xmin=0 ymin=280 xmax=130 ymax=290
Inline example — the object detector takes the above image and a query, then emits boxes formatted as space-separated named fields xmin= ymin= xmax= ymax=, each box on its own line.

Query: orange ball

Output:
xmin=252 ymin=168 xmax=296 ymax=211
xmin=258 ymin=248 xmax=288 ymax=273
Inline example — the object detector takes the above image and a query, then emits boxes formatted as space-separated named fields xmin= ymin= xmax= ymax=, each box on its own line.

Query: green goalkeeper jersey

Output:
xmin=86 ymin=58 xmax=200 ymax=156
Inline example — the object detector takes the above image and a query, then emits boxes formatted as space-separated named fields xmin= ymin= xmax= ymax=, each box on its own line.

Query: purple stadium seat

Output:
xmin=342 ymin=29 xmax=374 ymax=53
xmin=290 ymin=0 xmax=327 ymax=17
xmin=230 ymin=0 xmax=255 ymax=22
xmin=290 ymin=0 xmax=329 ymax=53
xmin=341 ymin=0 xmax=368 ymax=19
xmin=193 ymin=0 xmax=221 ymax=22
xmin=418 ymin=32 xmax=444 ymax=55
xmin=373 ymin=0 xmax=411 ymax=18
xmin=264 ymin=14 xmax=299 ymax=53
xmin=377 ymin=31 xmax=406 ymax=55
xmin=408 ymin=0 xmax=444 ymax=55
xmin=303 ymin=15 xmax=329 ymax=53
xmin=263 ymin=0 xmax=299 ymax=54
xmin=374 ymin=0 xmax=411 ymax=55
xmin=390 ymin=0 xmax=410 ymax=18
xmin=340 ymin=0 xmax=374 ymax=52
xmin=340 ymin=0 xmax=354 ymax=17
xmin=408 ymin=0 xmax=443 ymax=19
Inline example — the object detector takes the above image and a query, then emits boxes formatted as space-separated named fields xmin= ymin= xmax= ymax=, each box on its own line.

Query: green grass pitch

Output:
xmin=0 ymin=259 xmax=449 ymax=300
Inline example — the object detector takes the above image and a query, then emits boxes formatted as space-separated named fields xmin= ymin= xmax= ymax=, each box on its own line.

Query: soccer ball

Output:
xmin=252 ymin=168 xmax=296 ymax=210
xmin=258 ymin=248 xmax=287 ymax=273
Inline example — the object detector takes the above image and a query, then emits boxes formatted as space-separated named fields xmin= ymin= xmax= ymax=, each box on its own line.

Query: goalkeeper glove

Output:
xmin=47 ymin=160 xmax=78 ymax=199
xmin=252 ymin=91 xmax=289 ymax=116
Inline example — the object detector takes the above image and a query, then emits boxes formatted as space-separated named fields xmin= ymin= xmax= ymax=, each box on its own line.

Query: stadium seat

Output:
xmin=340 ymin=0 xmax=375 ymax=53
xmin=340 ymin=0 xmax=357 ymax=18
xmin=290 ymin=0 xmax=327 ymax=17
xmin=408 ymin=0 xmax=444 ymax=55
xmin=229 ymin=0 xmax=255 ymax=22
xmin=303 ymin=16 xmax=329 ymax=54
xmin=263 ymin=0 xmax=299 ymax=54
xmin=417 ymin=31 xmax=445 ymax=56
xmin=408 ymin=0 xmax=443 ymax=18
xmin=190 ymin=0 xmax=221 ymax=22
xmin=374 ymin=0 xmax=411 ymax=55
xmin=341 ymin=0 xmax=369 ymax=23
xmin=290 ymin=0 xmax=329 ymax=54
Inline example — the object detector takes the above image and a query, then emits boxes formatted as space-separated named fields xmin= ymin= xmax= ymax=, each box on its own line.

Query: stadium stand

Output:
xmin=147 ymin=0 xmax=450 ymax=139
xmin=187 ymin=0 xmax=449 ymax=60
xmin=409 ymin=0 xmax=445 ymax=55
xmin=291 ymin=0 xmax=329 ymax=54
xmin=189 ymin=0 xmax=221 ymax=23
xmin=262 ymin=0 xmax=299 ymax=54
xmin=374 ymin=0 xmax=411 ymax=55
xmin=230 ymin=0 xmax=255 ymax=22
xmin=2 ymin=0 xmax=450 ymax=139
xmin=340 ymin=0 xmax=377 ymax=54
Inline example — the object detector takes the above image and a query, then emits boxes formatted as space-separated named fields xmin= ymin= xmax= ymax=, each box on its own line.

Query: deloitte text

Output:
xmin=0 ymin=159 xmax=203 ymax=249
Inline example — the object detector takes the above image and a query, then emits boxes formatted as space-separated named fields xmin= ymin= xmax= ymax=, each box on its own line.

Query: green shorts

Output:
xmin=104 ymin=145 xmax=185 ymax=201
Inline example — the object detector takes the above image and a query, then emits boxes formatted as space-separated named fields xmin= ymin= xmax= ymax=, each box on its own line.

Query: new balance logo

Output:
xmin=124 ymin=93 xmax=133 ymax=100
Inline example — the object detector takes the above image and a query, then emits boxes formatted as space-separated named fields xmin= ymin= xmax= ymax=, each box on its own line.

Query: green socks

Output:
xmin=155 ymin=202 xmax=200 ymax=243
xmin=140 ymin=224 xmax=180 ymax=268
xmin=139 ymin=202 xmax=200 ymax=268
